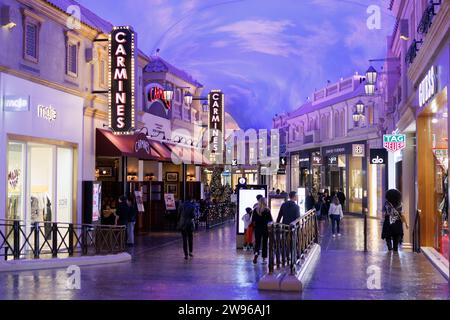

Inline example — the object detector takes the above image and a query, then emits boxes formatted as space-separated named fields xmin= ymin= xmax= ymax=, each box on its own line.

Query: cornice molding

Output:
xmin=17 ymin=0 xmax=99 ymax=40
xmin=408 ymin=1 xmax=450 ymax=87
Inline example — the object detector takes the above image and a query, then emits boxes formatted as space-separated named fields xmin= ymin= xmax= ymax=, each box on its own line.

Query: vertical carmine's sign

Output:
xmin=109 ymin=26 xmax=136 ymax=135
xmin=208 ymin=90 xmax=224 ymax=163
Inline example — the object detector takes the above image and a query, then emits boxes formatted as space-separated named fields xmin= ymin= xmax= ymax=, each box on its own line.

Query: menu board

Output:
xmin=92 ymin=182 xmax=101 ymax=222
xmin=134 ymin=190 xmax=145 ymax=212
xmin=164 ymin=194 xmax=176 ymax=211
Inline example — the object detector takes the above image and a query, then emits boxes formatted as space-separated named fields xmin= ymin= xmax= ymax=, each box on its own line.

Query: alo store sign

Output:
xmin=109 ymin=26 xmax=136 ymax=135
xmin=383 ymin=130 xmax=406 ymax=152
xmin=419 ymin=66 xmax=437 ymax=108
xmin=370 ymin=148 xmax=388 ymax=165
xmin=208 ymin=90 xmax=224 ymax=160
xmin=3 ymin=95 xmax=30 ymax=112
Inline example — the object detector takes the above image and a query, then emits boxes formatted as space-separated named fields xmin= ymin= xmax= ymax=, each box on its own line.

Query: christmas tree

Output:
xmin=210 ymin=166 xmax=224 ymax=201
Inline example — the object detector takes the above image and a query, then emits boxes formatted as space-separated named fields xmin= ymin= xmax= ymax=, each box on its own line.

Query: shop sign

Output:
xmin=370 ymin=148 xmax=387 ymax=165
xmin=109 ymin=26 xmax=136 ymax=135
xmin=352 ymin=144 xmax=365 ymax=157
xmin=328 ymin=155 xmax=338 ymax=165
xmin=238 ymin=177 xmax=247 ymax=186
xmin=419 ymin=66 xmax=437 ymax=108
xmin=134 ymin=133 xmax=150 ymax=154
xmin=37 ymin=104 xmax=57 ymax=122
xmin=3 ymin=95 xmax=30 ymax=112
xmin=311 ymin=152 xmax=322 ymax=166
xmin=322 ymin=145 xmax=349 ymax=157
xmin=208 ymin=90 xmax=224 ymax=162
xmin=146 ymin=83 xmax=171 ymax=111
xmin=383 ymin=130 xmax=406 ymax=152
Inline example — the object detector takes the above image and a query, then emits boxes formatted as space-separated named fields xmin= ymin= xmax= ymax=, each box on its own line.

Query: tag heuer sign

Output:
xmin=383 ymin=132 xmax=406 ymax=152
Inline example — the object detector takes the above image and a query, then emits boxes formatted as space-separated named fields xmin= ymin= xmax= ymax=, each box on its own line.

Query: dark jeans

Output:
xmin=254 ymin=229 xmax=269 ymax=258
xmin=386 ymin=235 xmax=401 ymax=251
xmin=181 ymin=229 xmax=193 ymax=257
xmin=330 ymin=215 xmax=341 ymax=234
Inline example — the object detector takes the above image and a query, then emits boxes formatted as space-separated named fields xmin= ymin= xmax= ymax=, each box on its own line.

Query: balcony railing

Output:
xmin=417 ymin=2 xmax=437 ymax=35
xmin=0 ymin=219 xmax=126 ymax=261
xmin=405 ymin=39 xmax=423 ymax=65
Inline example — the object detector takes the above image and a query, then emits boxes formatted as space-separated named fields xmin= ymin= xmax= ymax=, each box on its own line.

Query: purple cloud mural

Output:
xmin=77 ymin=0 xmax=395 ymax=129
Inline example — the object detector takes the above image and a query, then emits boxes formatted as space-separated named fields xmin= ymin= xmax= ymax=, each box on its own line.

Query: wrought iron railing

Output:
xmin=405 ymin=39 xmax=422 ymax=65
xmin=417 ymin=2 xmax=437 ymax=35
xmin=0 ymin=219 xmax=126 ymax=261
xmin=267 ymin=209 xmax=319 ymax=275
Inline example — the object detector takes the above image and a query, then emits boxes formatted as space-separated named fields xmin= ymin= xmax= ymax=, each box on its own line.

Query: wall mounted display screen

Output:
xmin=237 ymin=186 xmax=267 ymax=234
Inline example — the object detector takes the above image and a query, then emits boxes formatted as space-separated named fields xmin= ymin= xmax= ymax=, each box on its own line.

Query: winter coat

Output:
xmin=276 ymin=200 xmax=300 ymax=225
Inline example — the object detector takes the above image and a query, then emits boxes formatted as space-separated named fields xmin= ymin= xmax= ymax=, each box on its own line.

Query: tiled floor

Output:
xmin=0 ymin=217 xmax=448 ymax=300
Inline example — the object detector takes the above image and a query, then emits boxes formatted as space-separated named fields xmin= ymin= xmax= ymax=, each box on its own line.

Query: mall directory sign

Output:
xmin=109 ymin=26 xmax=136 ymax=135
xmin=237 ymin=186 xmax=267 ymax=235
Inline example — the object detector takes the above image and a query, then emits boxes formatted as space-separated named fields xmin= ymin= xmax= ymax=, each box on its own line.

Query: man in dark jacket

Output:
xmin=116 ymin=195 xmax=129 ymax=226
xmin=276 ymin=191 xmax=300 ymax=225
xmin=178 ymin=199 xmax=196 ymax=260
xmin=337 ymin=188 xmax=346 ymax=210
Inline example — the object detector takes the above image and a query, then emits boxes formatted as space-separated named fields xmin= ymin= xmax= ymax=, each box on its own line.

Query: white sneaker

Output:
xmin=262 ymin=258 xmax=267 ymax=264
xmin=332 ymin=234 xmax=336 ymax=238
xmin=337 ymin=233 xmax=342 ymax=237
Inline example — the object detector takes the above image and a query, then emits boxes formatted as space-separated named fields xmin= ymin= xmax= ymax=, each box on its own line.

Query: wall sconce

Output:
xmin=127 ymin=172 xmax=138 ymax=181
xmin=1 ymin=6 xmax=16 ymax=29
xmin=144 ymin=173 xmax=155 ymax=181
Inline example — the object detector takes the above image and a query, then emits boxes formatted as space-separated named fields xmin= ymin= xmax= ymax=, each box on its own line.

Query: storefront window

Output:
xmin=349 ymin=156 xmax=363 ymax=213
xmin=7 ymin=142 xmax=25 ymax=221
xmin=57 ymin=147 xmax=73 ymax=223
xmin=431 ymin=107 xmax=448 ymax=260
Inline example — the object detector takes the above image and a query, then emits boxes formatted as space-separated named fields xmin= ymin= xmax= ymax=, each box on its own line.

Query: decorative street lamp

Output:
xmin=355 ymin=100 xmax=365 ymax=114
xmin=352 ymin=111 xmax=361 ymax=123
xmin=365 ymin=83 xmax=376 ymax=96
xmin=163 ymin=83 xmax=174 ymax=102
xmin=184 ymin=91 xmax=193 ymax=106
xmin=365 ymin=66 xmax=378 ymax=84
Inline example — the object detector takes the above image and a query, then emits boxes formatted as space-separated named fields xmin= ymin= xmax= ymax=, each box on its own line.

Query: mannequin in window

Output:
xmin=44 ymin=196 xmax=52 ymax=241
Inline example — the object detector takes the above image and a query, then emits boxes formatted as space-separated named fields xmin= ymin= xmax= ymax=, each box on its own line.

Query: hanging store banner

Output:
xmin=109 ymin=26 xmax=137 ymax=135
xmin=208 ymin=90 xmax=224 ymax=163
xmin=383 ymin=131 xmax=406 ymax=152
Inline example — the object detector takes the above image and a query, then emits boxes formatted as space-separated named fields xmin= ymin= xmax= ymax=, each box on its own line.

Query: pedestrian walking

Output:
xmin=305 ymin=190 xmax=316 ymax=212
xmin=252 ymin=197 xmax=273 ymax=264
xmin=177 ymin=199 xmax=196 ymax=260
xmin=242 ymin=207 xmax=254 ymax=251
xmin=382 ymin=189 xmax=409 ymax=252
xmin=276 ymin=191 xmax=300 ymax=224
xmin=116 ymin=195 xmax=129 ymax=227
xmin=127 ymin=195 xmax=138 ymax=246
xmin=329 ymin=196 xmax=344 ymax=237
xmin=337 ymin=188 xmax=346 ymax=210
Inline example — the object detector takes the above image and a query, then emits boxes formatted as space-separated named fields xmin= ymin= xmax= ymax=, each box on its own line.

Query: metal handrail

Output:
xmin=0 ymin=219 xmax=126 ymax=261
xmin=267 ymin=209 xmax=319 ymax=275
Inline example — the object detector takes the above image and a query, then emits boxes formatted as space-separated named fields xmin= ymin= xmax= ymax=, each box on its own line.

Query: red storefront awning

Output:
xmin=96 ymin=129 xmax=163 ymax=161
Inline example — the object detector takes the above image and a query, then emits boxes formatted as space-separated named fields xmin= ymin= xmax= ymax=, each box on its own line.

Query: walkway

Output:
xmin=0 ymin=217 xmax=448 ymax=300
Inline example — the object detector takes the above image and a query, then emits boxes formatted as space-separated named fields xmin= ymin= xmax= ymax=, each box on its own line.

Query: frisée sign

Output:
xmin=383 ymin=130 xmax=406 ymax=152
xmin=109 ymin=26 xmax=136 ymax=135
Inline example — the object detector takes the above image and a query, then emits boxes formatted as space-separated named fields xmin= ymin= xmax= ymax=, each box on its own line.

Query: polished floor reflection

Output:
xmin=0 ymin=217 xmax=448 ymax=300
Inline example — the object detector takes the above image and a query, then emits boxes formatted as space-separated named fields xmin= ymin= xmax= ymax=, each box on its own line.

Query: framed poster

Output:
xmin=92 ymin=182 xmax=102 ymax=222
xmin=164 ymin=193 xmax=176 ymax=211
xmin=166 ymin=172 xmax=179 ymax=182
xmin=166 ymin=183 xmax=178 ymax=195
xmin=134 ymin=190 xmax=145 ymax=212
